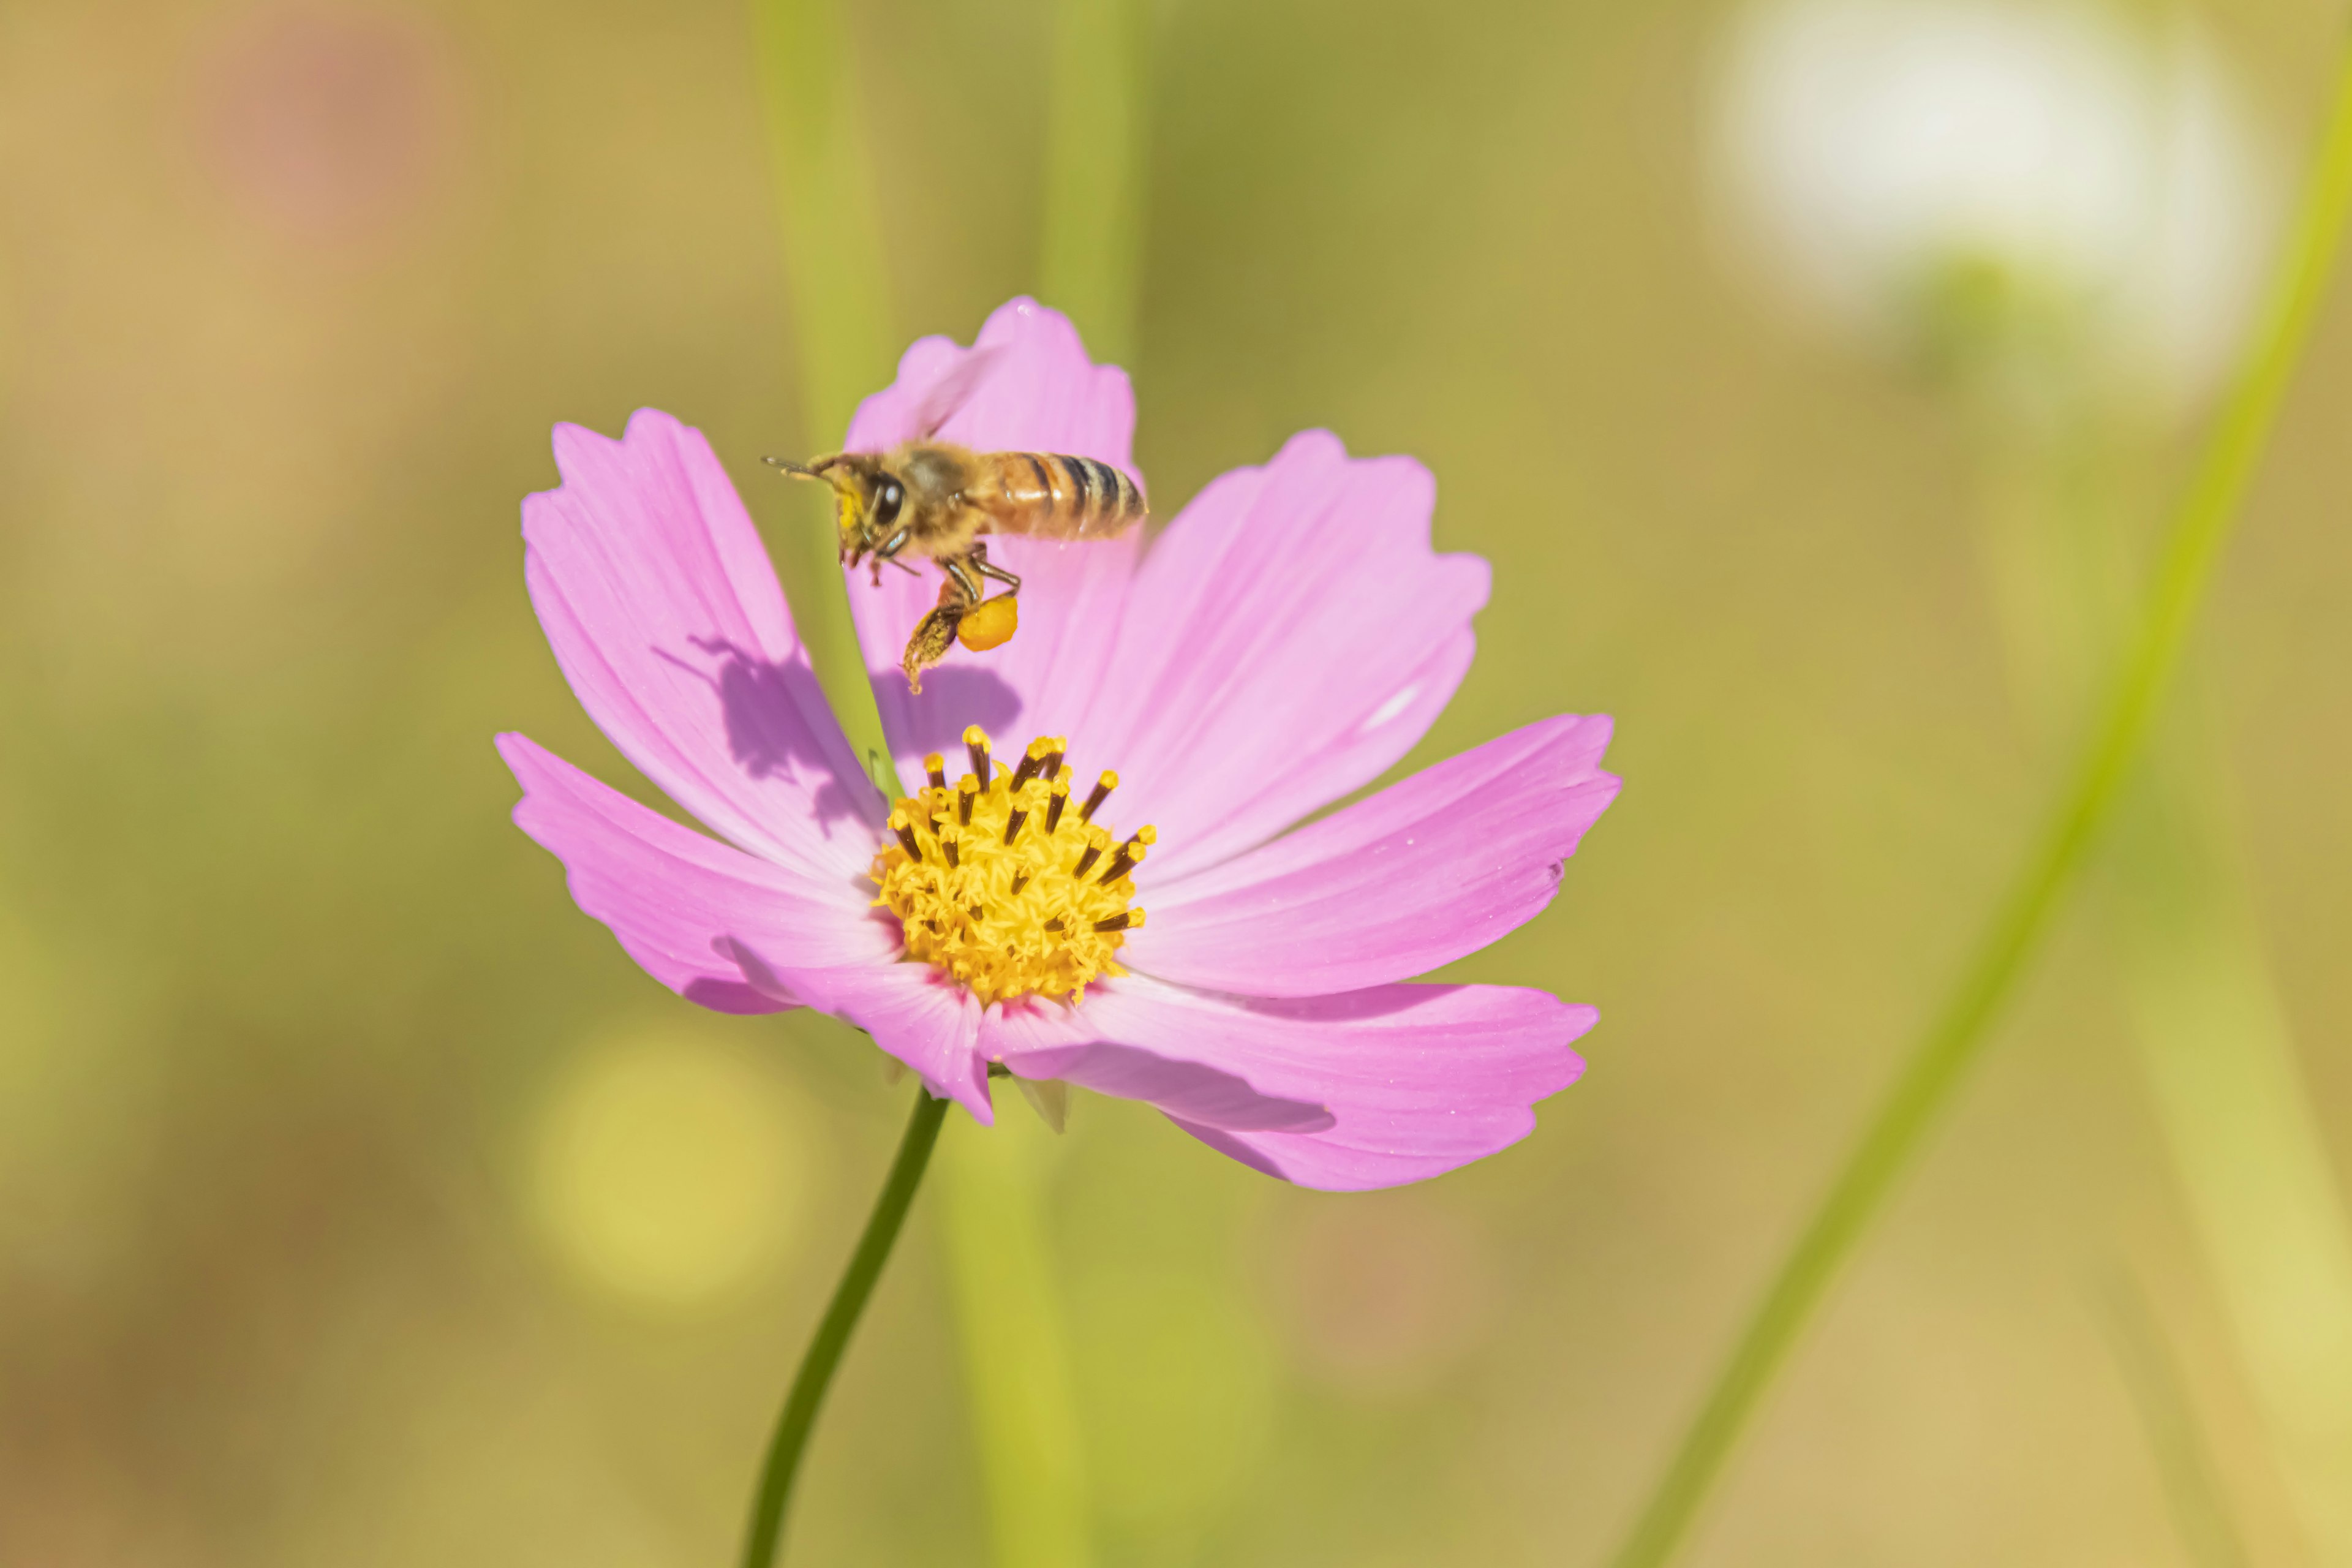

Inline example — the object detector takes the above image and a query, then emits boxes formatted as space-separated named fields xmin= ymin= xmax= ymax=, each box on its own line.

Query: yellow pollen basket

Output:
xmin=871 ymin=726 xmax=1153 ymax=1008
xmin=957 ymin=594 xmax=1019 ymax=652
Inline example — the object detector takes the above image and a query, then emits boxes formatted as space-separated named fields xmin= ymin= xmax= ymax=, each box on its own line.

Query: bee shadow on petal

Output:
xmin=666 ymin=638 xmax=878 ymax=832
xmin=681 ymin=976 xmax=791 ymax=1014
xmin=1013 ymin=1042 xmax=1336 ymax=1135
xmin=870 ymin=666 xmax=1025 ymax=759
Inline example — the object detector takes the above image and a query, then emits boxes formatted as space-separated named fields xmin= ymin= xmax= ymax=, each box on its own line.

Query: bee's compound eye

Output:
xmin=873 ymin=480 xmax=905 ymax=527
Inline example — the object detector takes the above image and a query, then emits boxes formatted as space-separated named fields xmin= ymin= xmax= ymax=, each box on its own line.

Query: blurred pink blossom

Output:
xmin=1264 ymin=1193 xmax=1499 ymax=1395
xmin=192 ymin=4 xmax=456 ymax=244
xmin=497 ymin=299 xmax=1618 ymax=1189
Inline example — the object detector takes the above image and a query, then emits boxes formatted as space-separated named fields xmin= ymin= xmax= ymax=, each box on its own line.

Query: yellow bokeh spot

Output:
xmin=527 ymin=1029 xmax=816 ymax=1310
xmin=957 ymin=593 xmax=1019 ymax=651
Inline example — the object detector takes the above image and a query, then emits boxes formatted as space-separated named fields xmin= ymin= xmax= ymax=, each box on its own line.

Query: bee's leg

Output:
xmin=870 ymin=527 xmax=912 ymax=588
xmin=943 ymin=553 xmax=987 ymax=605
xmin=967 ymin=541 xmax=1022 ymax=597
xmin=943 ymin=545 xmax=1020 ymax=656
xmin=901 ymin=573 xmax=974 ymax=695
xmin=900 ymin=608 xmax=960 ymax=694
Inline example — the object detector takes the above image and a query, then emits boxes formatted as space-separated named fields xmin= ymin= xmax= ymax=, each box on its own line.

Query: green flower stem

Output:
xmin=741 ymin=1088 xmax=949 ymax=1568
xmin=1608 ymin=38 xmax=2352 ymax=1568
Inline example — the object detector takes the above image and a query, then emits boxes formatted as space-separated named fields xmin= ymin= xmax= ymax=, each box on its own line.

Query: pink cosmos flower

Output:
xmin=497 ymin=299 xmax=1618 ymax=1190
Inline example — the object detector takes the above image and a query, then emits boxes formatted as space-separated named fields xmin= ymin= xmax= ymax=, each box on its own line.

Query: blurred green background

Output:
xmin=5 ymin=0 xmax=2352 ymax=1562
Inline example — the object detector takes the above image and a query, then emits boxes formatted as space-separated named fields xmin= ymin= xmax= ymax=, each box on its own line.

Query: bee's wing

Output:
xmin=910 ymin=347 xmax=1008 ymax=440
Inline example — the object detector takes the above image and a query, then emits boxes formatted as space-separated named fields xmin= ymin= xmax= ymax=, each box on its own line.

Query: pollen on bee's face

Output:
xmin=832 ymin=488 xmax=865 ymax=547
xmin=870 ymin=726 xmax=1151 ymax=1007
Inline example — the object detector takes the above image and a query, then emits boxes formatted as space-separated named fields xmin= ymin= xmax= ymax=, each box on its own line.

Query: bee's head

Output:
xmin=764 ymin=453 xmax=908 ymax=568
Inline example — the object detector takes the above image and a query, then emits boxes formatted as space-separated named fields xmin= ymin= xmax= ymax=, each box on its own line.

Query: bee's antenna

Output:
xmin=764 ymin=454 xmax=853 ymax=484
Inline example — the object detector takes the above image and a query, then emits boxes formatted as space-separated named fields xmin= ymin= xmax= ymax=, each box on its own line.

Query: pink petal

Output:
xmin=498 ymin=732 xmax=876 ymax=1007
xmin=499 ymin=733 xmax=993 ymax=1118
xmin=792 ymin=958 xmax=992 ymax=1123
xmin=838 ymin=299 xmax=1142 ymax=782
xmin=523 ymin=409 xmax=885 ymax=883
xmin=1127 ymin=715 xmax=1620 ymax=997
xmin=982 ymin=997 xmax=1338 ymax=1135
xmin=842 ymin=296 xmax=1137 ymax=462
xmin=1071 ymin=430 xmax=1491 ymax=880
xmin=984 ymin=976 xmax=1591 ymax=1191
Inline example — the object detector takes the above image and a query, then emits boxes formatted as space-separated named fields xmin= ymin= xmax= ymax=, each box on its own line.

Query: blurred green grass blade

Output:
xmin=1975 ymin=249 xmax=2352 ymax=1566
xmin=2101 ymin=1271 xmax=2253 ymax=1568
xmin=2109 ymin=748 xmax=2352 ymax=1564
xmin=1039 ymin=0 xmax=1148 ymax=365
xmin=748 ymin=0 xmax=895 ymax=766
xmin=1607 ymin=37 xmax=2352 ymax=1568
xmin=940 ymin=1114 xmax=1094 ymax=1568
xmin=748 ymin=0 xmax=892 ymax=437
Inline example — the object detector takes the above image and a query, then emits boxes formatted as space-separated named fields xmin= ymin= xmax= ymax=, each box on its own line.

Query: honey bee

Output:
xmin=767 ymin=442 xmax=1148 ymax=692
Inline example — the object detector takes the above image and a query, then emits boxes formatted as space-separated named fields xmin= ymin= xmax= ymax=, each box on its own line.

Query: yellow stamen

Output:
xmin=870 ymin=728 xmax=1152 ymax=1007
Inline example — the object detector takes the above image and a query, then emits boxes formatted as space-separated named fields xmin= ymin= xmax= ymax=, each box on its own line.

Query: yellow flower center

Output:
xmin=871 ymin=726 xmax=1153 ymax=1007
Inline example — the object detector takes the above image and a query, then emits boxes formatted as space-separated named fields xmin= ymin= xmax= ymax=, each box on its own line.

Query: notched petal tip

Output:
xmin=1005 ymin=977 xmax=1588 ymax=1191
xmin=843 ymin=295 xmax=1138 ymax=469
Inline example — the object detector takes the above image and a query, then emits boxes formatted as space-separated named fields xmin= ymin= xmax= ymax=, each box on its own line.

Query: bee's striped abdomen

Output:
xmin=980 ymin=451 xmax=1148 ymax=540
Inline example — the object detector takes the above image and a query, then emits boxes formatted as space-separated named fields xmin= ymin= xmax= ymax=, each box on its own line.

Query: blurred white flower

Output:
xmin=1711 ymin=0 xmax=2278 ymax=411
